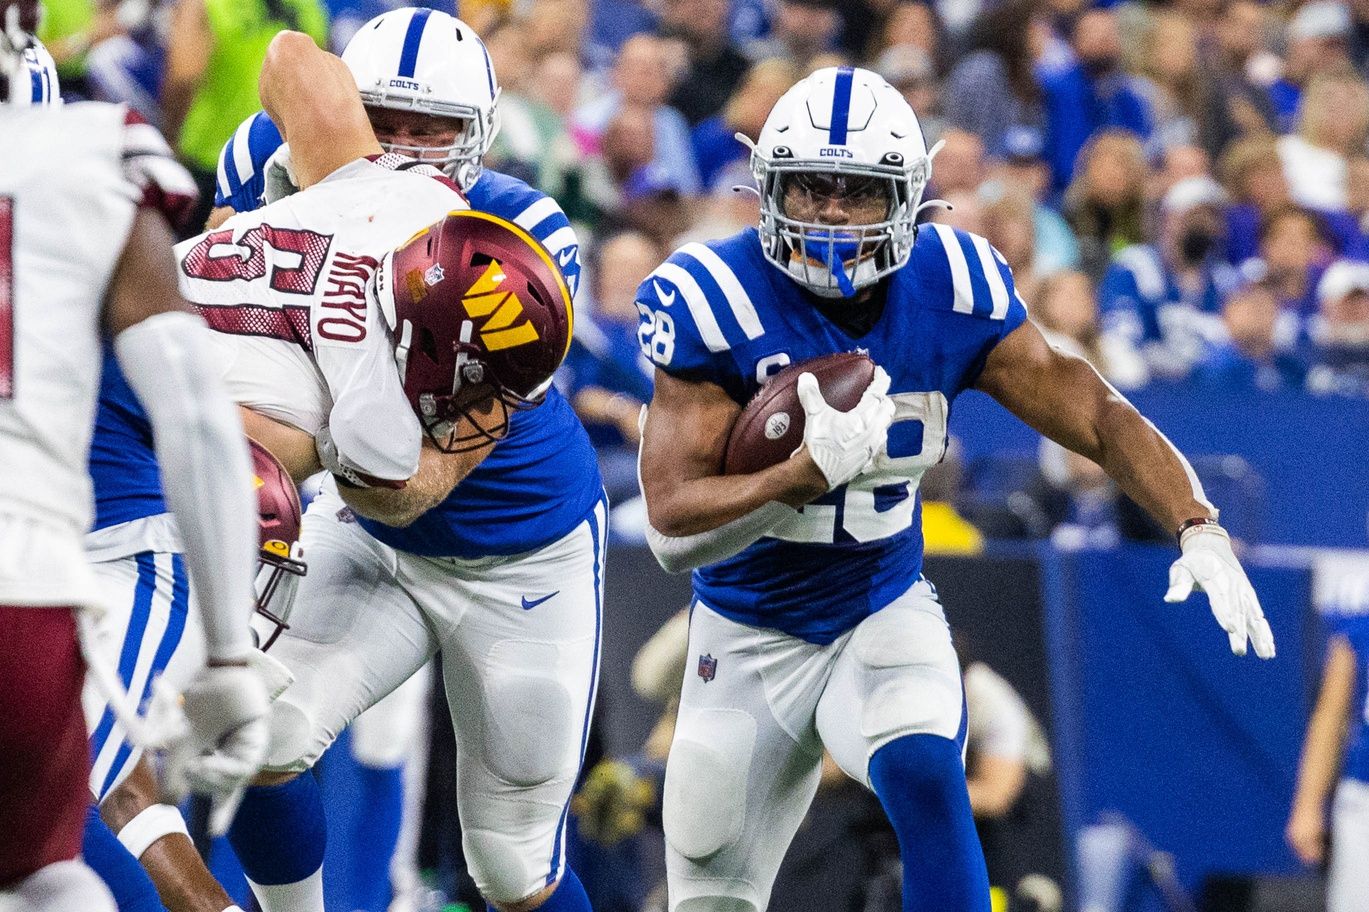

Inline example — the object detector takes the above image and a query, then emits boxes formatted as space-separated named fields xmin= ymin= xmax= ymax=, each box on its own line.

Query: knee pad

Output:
xmin=262 ymin=699 xmax=326 ymax=773
xmin=850 ymin=608 xmax=962 ymax=746
xmin=663 ymin=709 xmax=755 ymax=861
xmin=480 ymin=641 xmax=577 ymax=788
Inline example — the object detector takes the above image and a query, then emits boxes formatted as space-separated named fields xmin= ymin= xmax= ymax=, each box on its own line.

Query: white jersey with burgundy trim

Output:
xmin=174 ymin=156 xmax=468 ymax=484
xmin=0 ymin=102 xmax=192 ymax=605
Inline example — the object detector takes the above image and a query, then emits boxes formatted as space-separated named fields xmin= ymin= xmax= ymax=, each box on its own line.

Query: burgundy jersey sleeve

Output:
xmin=120 ymin=109 xmax=200 ymax=233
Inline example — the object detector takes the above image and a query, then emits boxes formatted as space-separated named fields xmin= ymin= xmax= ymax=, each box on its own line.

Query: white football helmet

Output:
xmin=341 ymin=8 xmax=499 ymax=190
xmin=747 ymin=66 xmax=940 ymax=298
xmin=1 ymin=3 xmax=59 ymax=107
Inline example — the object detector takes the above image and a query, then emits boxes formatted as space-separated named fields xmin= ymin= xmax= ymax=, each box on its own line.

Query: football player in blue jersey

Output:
xmin=209 ymin=19 xmax=606 ymax=912
xmin=634 ymin=66 xmax=1276 ymax=912
xmin=1288 ymin=576 xmax=1369 ymax=912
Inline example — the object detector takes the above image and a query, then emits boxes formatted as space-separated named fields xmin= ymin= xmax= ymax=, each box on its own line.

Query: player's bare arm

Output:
xmin=977 ymin=317 xmax=1274 ymax=658
xmin=640 ymin=369 xmax=828 ymax=537
xmin=100 ymin=759 xmax=236 ymax=912
xmin=974 ymin=319 xmax=1212 ymax=530
xmin=1287 ymin=637 xmax=1357 ymax=863
xmin=258 ymin=30 xmax=381 ymax=188
xmin=105 ymin=205 xmax=269 ymax=814
xmin=337 ymin=433 xmax=495 ymax=527
xmin=237 ymin=407 xmax=323 ymax=483
xmin=160 ymin=0 xmax=210 ymax=145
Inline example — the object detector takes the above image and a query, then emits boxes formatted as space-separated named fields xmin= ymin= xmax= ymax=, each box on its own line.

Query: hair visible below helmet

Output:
xmin=375 ymin=210 xmax=574 ymax=453
xmin=0 ymin=7 xmax=60 ymax=108
xmin=249 ymin=440 xmax=306 ymax=652
xmin=750 ymin=66 xmax=940 ymax=299
xmin=341 ymin=8 xmax=500 ymax=190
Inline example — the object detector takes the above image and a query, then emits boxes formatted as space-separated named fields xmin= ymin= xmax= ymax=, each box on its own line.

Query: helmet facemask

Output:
xmin=253 ymin=540 xmax=306 ymax=652
xmin=755 ymin=148 xmax=927 ymax=298
xmin=405 ymin=352 xmax=549 ymax=454
xmin=360 ymin=88 xmax=500 ymax=191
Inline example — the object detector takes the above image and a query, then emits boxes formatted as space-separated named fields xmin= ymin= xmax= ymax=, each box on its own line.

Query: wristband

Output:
xmin=1176 ymin=516 xmax=1222 ymax=546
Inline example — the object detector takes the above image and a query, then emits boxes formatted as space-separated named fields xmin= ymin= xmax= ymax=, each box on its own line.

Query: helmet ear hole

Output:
xmin=523 ymin=281 xmax=548 ymax=310
xmin=419 ymin=327 xmax=440 ymax=364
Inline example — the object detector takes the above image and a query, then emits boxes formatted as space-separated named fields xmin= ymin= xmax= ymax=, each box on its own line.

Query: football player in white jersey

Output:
xmin=0 ymin=3 xmax=268 ymax=910
xmin=205 ymin=13 xmax=590 ymax=910
xmin=634 ymin=67 xmax=1274 ymax=912
xmin=182 ymin=33 xmax=603 ymax=912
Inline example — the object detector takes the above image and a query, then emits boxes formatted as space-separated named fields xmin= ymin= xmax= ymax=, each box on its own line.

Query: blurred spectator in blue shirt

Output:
xmin=562 ymin=231 xmax=662 ymax=503
xmin=574 ymin=33 xmax=702 ymax=196
xmin=943 ymin=0 xmax=1044 ymax=159
xmin=745 ymin=0 xmax=840 ymax=70
xmin=1207 ymin=1 xmax=1280 ymax=145
xmin=1267 ymin=1 xmax=1355 ymax=133
xmin=691 ymin=57 xmax=798 ymax=191
xmin=1244 ymin=206 xmax=1330 ymax=319
xmin=1100 ymin=175 xmax=1238 ymax=382
xmin=1039 ymin=9 xmax=1152 ymax=192
xmin=587 ymin=0 xmax=658 ymax=65
xmin=659 ymin=0 xmax=752 ymax=125
xmin=1193 ymin=279 xmax=1308 ymax=392
xmin=1307 ymin=259 xmax=1369 ymax=397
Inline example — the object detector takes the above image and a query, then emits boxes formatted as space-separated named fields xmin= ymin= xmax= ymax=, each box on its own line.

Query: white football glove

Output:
xmin=795 ymin=366 xmax=896 ymax=490
xmin=1164 ymin=523 xmax=1275 ymax=658
xmin=262 ymin=143 xmax=300 ymax=205
xmin=158 ymin=663 xmax=270 ymax=835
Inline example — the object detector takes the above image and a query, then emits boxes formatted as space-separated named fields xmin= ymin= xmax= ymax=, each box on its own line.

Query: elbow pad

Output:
xmin=115 ymin=311 xmax=257 ymax=661
xmin=646 ymin=502 xmax=795 ymax=574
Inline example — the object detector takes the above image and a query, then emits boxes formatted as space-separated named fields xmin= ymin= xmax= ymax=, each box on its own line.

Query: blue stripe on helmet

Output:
xmin=397 ymin=8 xmax=434 ymax=80
xmin=476 ymin=34 xmax=495 ymax=99
xmin=29 ymin=66 xmax=43 ymax=103
xmin=829 ymin=66 xmax=855 ymax=145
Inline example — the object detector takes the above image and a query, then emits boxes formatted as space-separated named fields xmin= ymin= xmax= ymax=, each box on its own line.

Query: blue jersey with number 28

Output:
xmin=635 ymin=225 xmax=1027 ymax=643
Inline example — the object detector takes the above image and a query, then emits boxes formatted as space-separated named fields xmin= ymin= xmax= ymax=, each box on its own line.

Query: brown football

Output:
xmin=722 ymin=351 xmax=876 ymax=475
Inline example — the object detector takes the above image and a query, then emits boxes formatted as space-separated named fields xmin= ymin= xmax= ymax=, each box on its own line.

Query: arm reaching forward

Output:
xmin=976 ymin=319 xmax=1274 ymax=658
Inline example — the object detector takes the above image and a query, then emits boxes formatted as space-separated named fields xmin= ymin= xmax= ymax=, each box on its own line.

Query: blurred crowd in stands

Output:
xmin=40 ymin=0 xmax=1369 ymax=538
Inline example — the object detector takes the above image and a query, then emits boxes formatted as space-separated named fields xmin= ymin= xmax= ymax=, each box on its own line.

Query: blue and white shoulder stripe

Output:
xmin=469 ymin=170 xmax=582 ymax=296
xmin=214 ymin=111 xmax=283 ymax=211
xmin=920 ymin=224 xmax=1025 ymax=321
xmin=645 ymin=239 xmax=768 ymax=353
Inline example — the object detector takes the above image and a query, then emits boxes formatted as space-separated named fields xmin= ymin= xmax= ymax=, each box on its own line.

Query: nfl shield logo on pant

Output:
xmin=697 ymin=653 xmax=717 ymax=682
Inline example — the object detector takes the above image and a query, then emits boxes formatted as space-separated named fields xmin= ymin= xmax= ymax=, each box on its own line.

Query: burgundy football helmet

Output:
xmin=250 ymin=439 xmax=306 ymax=651
xmin=375 ymin=209 xmax=574 ymax=452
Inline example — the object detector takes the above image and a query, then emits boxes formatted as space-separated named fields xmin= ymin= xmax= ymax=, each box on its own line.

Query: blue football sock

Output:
xmin=486 ymin=866 xmax=591 ymax=912
xmin=351 ymin=762 xmax=404 ymax=912
xmin=227 ymin=775 xmax=327 ymax=886
xmin=82 ymin=805 xmax=168 ymax=912
xmin=868 ymin=734 xmax=991 ymax=912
